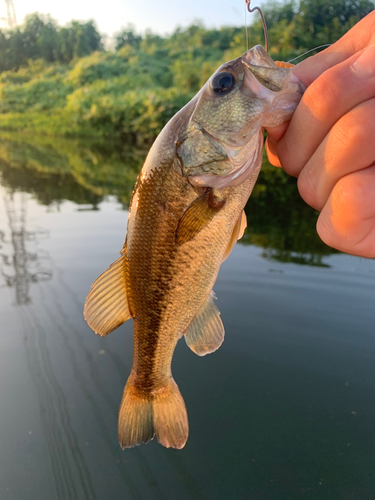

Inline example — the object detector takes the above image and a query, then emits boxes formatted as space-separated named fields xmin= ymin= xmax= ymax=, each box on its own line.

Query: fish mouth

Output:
xmin=241 ymin=45 xmax=290 ymax=93
xmin=241 ymin=44 xmax=277 ymax=70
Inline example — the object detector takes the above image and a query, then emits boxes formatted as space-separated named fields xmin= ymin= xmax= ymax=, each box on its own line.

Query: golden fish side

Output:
xmin=84 ymin=148 xmax=258 ymax=449
xmin=119 ymin=152 xmax=258 ymax=449
xmin=84 ymin=45 xmax=305 ymax=450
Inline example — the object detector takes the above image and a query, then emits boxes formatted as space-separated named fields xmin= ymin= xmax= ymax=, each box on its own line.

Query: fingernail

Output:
xmin=351 ymin=44 xmax=375 ymax=79
xmin=266 ymin=135 xmax=278 ymax=155
xmin=265 ymin=136 xmax=282 ymax=168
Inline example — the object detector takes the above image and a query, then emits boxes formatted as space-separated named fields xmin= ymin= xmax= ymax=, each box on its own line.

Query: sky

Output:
xmin=0 ymin=0 xmax=261 ymax=37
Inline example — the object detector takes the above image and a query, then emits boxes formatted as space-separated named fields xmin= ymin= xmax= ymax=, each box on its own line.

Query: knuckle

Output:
xmin=353 ymin=98 xmax=375 ymax=135
xmin=332 ymin=174 xmax=357 ymax=211
xmin=303 ymin=71 xmax=339 ymax=120
xmin=297 ymin=168 xmax=321 ymax=209
xmin=321 ymin=169 xmax=375 ymax=258
xmin=316 ymin=210 xmax=334 ymax=246
xmin=278 ymin=137 xmax=299 ymax=176
xmin=334 ymin=167 xmax=375 ymax=215
xmin=331 ymin=115 xmax=359 ymax=152
xmin=335 ymin=98 xmax=375 ymax=145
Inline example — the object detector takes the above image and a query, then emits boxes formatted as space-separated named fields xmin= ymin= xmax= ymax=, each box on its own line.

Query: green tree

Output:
xmin=0 ymin=14 xmax=103 ymax=71
xmin=296 ymin=0 xmax=375 ymax=45
xmin=114 ymin=24 xmax=142 ymax=50
xmin=56 ymin=20 xmax=103 ymax=62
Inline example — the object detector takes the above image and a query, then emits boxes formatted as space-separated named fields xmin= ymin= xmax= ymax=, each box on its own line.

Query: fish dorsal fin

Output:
xmin=222 ymin=210 xmax=247 ymax=262
xmin=175 ymin=189 xmax=225 ymax=246
xmin=84 ymin=250 xmax=132 ymax=336
xmin=184 ymin=292 xmax=224 ymax=356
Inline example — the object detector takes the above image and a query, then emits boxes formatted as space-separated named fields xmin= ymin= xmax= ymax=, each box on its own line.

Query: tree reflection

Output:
xmin=242 ymin=151 xmax=339 ymax=266
xmin=0 ymin=133 xmax=143 ymax=207
xmin=0 ymin=134 xmax=338 ymax=267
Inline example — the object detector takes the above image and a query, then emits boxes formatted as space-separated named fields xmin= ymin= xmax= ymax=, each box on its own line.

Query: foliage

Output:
xmin=66 ymin=86 xmax=193 ymax=143
xmin=67 ymin=51 xmax=130 ymax=86
xmin=226 ymin=0 xmax=374 ymax=60
xmin=0 ymin=1 xmax=372 ymax=141
xmin=115 ymin=24 xmax=142 ymax=50
xmin=0 ymin=13 xmax=103 ymax=72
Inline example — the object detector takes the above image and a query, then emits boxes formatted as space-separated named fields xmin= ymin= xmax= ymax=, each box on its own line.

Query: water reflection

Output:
xmin=0 ymin=190 xmax=52 ymax=304
xmin=18 ymin=304 xmax=98 ymax=500
xmin=0 ymin=135 xmax=374 ymax=499
xmin=0 ymin=132 xmax=142 ymax=207
xmin=243 ymin=151 xmax=339 ymax=266
xmin=0 ymin=133 xmax=337 ymax=267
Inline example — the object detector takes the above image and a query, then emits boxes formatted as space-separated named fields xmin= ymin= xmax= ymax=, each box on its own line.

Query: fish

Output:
xmin=84 ymin=45 xmax=305 ymax=450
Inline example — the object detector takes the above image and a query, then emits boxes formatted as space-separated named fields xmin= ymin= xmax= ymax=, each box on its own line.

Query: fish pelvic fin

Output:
xmin=222 ymin=210 xmax=247 ymax=262
xmin=118 ymin=377 xmax=189 ymax=450
xmin=175 ymin=189 xmax=225 ymax=246
xmin=84 ymin=248 xmax=132 ymax=336
xmin=184 ymin=292 xmax=225 ymax=356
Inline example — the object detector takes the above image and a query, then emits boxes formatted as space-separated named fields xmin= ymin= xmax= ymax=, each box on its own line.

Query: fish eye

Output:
xmin=211 ymin=72 xmax=235 ymax=95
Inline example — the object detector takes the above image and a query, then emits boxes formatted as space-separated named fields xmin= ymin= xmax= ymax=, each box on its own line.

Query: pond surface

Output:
xmin=0 ymin=135 xmax=374 ymax=500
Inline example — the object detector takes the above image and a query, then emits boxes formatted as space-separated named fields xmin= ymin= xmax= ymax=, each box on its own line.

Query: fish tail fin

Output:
xmin=118 ymin=377 xmax=189 ymax=450
xmin=118 ymin=380 xmax=154 ymax=449
xmin=152 ymin=378 xmax=189 ymax=449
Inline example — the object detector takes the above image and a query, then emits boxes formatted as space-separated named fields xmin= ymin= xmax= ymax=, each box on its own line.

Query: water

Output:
xmin=0 ymin=135 xmax=374 ymax=500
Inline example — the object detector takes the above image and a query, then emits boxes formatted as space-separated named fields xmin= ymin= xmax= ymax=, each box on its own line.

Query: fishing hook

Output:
xmin=245 ymin=0 xmax=269 ymax=53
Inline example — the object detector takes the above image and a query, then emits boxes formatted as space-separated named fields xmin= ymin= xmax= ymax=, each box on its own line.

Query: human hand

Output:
xmin=266 ymin=11 xmax=375 ymax=258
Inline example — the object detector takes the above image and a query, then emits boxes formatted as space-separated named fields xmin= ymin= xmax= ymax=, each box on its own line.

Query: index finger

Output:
xmin=265 ymin=11 xmax=375 ymax=169
xmin=277 ymin=43 xmax=375 ymax=177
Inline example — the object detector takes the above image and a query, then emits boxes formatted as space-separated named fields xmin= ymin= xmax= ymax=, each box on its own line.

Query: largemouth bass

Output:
xmin=84 ymin=46 xmax=305 ymax=449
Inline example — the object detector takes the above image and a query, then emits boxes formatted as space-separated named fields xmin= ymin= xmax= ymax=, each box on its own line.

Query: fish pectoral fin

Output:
xmin=175 ymin=189 xmax=225 ymax=246
xmin=84 ymin=249 xmax=132 ymax=336
xmin=222 ymin=210 xmax=247 ymax=262
xmin=184 ymin=292 xmax=225 ymax=356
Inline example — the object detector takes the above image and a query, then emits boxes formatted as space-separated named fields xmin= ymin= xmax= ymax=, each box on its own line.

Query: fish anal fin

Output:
xmin=175 ymin=189 xmax=225 ymax=246
xmin=222 ymin=210 xmax=247 ymax=262
xmin=84 ymin=252 xmax=132 ymax=336
xmin=184 ymin=292 xmax=224 ymax=356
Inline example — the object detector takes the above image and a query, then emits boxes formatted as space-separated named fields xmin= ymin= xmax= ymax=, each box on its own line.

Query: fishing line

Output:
xmin=287 ymin=44 xmax=332 ymax=63
xmin=244 ymin=2 xmax=249 ymax=51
